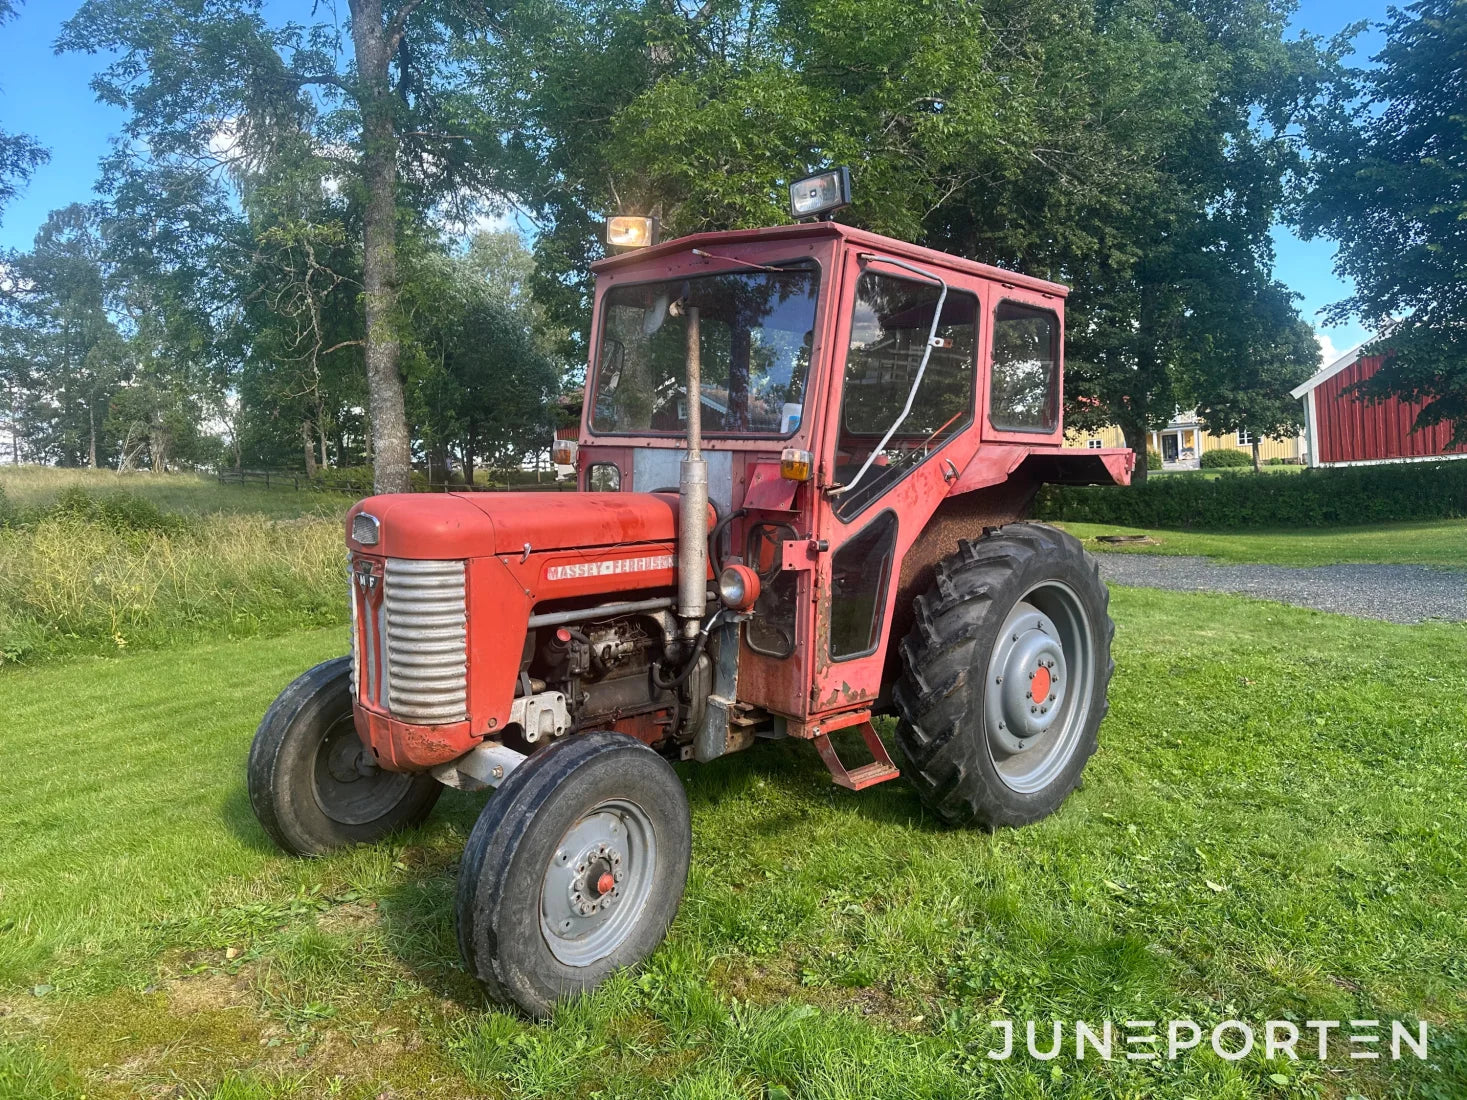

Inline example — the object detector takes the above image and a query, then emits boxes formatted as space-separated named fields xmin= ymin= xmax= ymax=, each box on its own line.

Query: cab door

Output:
xmin=803 ymin=250 xmax=985 ymax=719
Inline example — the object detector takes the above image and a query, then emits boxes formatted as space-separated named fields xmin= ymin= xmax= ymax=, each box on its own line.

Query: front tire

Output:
xmin=455 ymin=731 xmax=691 ymax=1017
xmin=892 ymin=523 xmax=1114 ymax=827
xmin=247 ymin=657 xmax=442 ymax=856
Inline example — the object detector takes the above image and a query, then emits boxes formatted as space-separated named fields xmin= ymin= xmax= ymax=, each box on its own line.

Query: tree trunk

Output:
xmin=318 ymin=417 xmax=329 ymax=470
xmin=462 ymin=443 xmax=475 ymax=488
xmin=1251 ymin=439 xmax=1261 ymax=472
xmin=87 ymin=407 xmax=97 ymax=469
xmin=1122 ymin=422 xmax=1149 ymax=486
xmin=350 ymin=0 xmax=414 ymax=494
xmin=303 ymin=420 xmax=319 ymax=479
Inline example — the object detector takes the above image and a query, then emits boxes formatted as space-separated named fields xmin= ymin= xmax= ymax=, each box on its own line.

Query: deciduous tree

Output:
xmin=1296 ymin=0 xmax=1467 ymax=442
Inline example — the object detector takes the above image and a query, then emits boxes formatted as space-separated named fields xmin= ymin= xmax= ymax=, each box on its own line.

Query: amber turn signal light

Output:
xmin=552 ymin=439 xmax=579 ymax=467
xmin=780 ymin=448 xmax=813 ymax=481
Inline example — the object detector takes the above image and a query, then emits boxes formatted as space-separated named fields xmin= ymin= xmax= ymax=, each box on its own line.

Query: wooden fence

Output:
xmin=215 ymin=469 xmax=301 ymax=490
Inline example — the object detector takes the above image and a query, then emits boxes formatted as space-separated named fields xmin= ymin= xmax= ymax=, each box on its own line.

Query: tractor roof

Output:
xmin=591 ymin=221 xmax=1069 ymax=299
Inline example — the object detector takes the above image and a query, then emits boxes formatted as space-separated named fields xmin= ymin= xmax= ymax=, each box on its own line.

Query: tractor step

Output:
xmin=812 ymin=721 xmax=902 ymax=791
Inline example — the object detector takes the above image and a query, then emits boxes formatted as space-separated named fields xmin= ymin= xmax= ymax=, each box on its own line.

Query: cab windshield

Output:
xmin=591 ymin=260 xmax=820 ymax=436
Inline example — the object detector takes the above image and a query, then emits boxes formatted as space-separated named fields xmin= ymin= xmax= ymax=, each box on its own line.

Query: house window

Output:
xmin=1086 ymin=438 xmax=1104 ymax=450
xmin=1236 ymin=429 xmax=1254 ymax=446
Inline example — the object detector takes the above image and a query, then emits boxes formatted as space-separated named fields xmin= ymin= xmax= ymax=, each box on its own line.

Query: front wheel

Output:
xmin=247 ymin=657 xmax=442 ymax=856
xmin=892 ymin=523 xmax=1114 ymax=827
xmin=455 ymin=731 xmax=691 ymax=1016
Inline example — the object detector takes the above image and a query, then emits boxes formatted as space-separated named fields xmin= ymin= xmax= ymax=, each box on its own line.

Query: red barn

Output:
xmin=1291 ymin=343 xmax=1466 ymax=467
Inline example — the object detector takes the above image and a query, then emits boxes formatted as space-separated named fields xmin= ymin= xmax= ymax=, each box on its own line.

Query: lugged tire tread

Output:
xmin=892 ymin=523 xmax=1114 ymax=828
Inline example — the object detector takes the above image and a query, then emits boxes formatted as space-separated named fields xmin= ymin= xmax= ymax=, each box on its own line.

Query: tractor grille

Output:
xmin=351 ymin=557 xmax=468 ymax=724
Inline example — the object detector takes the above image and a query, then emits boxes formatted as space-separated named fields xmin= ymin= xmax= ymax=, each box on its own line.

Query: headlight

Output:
xmin=351 ymin=512 xmax=380 ymax=546
xmin=606 ymin=215 xmax=659 ymax=249
xmin=718 ymin=563 xmax=760 ymax=611
xmin=789 ymin=167 xmax=852 ymax=221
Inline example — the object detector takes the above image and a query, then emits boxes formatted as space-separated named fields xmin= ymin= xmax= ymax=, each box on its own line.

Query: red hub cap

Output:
xmin=595 ymin=872 xmax=615 ymax=896
xmin=1031 ymin=665 xmax=1052 ymax=702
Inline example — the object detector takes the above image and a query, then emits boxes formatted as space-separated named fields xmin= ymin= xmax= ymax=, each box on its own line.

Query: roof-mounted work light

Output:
xmin=789 ymin=167 xmax=852 ymax=221
xmin=606 ymin=215 xmax=659 ymax=249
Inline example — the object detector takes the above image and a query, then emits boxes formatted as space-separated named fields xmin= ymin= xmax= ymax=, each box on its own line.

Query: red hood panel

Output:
xmin=456 ymin=491 xmax=686 ymax=554
xmin=349 ymin=491 xmax=689 ymax=558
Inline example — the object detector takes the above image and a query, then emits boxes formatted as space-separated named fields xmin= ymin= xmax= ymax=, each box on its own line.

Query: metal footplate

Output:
xmin=809 ymin=713 xmax=901 ymax=791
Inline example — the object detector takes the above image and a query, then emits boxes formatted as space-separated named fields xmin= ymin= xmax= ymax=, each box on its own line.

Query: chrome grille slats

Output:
xmin=348 ymin=563 xmax=358 ymax=697
xmin=383 ymin=558 xmax=467 ymax=723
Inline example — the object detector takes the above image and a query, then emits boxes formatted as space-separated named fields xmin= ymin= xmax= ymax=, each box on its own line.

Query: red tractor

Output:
xmin=248 ymin=170 xmax=1132 ymax=1016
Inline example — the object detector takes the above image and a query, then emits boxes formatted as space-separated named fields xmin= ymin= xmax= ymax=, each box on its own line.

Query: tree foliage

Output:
xmin=472 ymin=0 xmax=1323 ymax=479
xmin=59 ymin=0 xmax=520 ymax=490
xmin=1296 ymin=0 xmax=1467 ymax=442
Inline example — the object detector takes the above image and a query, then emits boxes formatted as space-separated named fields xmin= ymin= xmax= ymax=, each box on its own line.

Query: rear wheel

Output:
xmin=892 ymin=523 xmax=1114 ymax=827
xmin=455 ymin=731 xmax=691 ymax=1016
xmin=248 ymin=657 xmax=442 ymax=856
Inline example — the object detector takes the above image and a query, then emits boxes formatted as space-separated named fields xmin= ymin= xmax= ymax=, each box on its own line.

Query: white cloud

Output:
xmin=1315 ymin=331 xmax=1340 ymax=367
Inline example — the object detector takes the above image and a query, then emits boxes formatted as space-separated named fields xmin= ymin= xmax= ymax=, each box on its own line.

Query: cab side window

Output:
xmin=989 ymin=302 xmax=1058 ymax=432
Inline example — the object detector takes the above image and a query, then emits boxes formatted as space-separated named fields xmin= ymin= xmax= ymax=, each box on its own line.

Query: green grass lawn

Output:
xmin=1058 ymin=517 xmax=1467 ymax=570
xmin=2 ymin=589 xmax=1464 ymax=1099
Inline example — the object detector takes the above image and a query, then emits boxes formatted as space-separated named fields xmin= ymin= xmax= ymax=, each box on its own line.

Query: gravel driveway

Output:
xmin=1096 ymin=554 xmax=1467 ymax=624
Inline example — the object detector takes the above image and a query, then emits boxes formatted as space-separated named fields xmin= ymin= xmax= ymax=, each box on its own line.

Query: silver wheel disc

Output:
xmin=539 ymin=798 xmax=657 ymax=967
xmin=983 ymin=580 xmax=1095 ymax=794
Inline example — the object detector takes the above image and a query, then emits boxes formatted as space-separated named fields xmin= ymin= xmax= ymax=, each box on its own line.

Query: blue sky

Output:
xmin=1 ymin=0 xmax=1386 ymax=364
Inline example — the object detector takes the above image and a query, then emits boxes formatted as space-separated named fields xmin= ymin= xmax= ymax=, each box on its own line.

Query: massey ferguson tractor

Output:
xmin=248 ymin=169 xmax=1133 ymax=1016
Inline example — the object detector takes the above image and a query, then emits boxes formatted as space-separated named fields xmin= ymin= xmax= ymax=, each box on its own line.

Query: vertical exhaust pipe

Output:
xmin=678 ymin=305 xmax=709 ymax=640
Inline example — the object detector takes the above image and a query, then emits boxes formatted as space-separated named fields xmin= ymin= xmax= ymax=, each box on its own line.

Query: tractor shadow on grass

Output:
xmin=219 ymin=781 xmax=291 ymax=855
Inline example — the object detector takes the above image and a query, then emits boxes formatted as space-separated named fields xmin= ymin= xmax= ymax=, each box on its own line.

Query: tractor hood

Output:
xmin=347 ymin=490 xmax=696 ymax=559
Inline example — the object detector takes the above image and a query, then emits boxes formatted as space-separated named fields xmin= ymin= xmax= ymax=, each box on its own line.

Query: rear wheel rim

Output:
xmin=540 ymin=798 xmax=657 ymax=967
xmin=983 ymin=580 xmax=1095 ymax=794
xmin=312 ymin=713 xmax=414 ymax=826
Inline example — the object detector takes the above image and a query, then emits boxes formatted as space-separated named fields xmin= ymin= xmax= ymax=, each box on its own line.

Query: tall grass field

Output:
xmin=0 ymin=467 xmax=1463 ymax=1099
xmin=0 ymin=468 xmax=347 ymax=665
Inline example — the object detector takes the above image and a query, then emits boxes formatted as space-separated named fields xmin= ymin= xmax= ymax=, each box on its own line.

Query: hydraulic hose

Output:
xmin=709 ymin=507 xmax=747 ymax=573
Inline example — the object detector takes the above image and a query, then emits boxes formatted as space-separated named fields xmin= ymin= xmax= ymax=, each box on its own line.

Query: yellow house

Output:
xmin=1069 ymin=411 xmax=1305 ymax=469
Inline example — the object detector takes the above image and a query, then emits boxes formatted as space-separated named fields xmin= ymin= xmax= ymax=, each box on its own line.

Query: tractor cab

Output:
xmin=250 ymin=170 xmax=1132 ymax=1017
xmin=570 ymin=217 xmax=1129 ymax=747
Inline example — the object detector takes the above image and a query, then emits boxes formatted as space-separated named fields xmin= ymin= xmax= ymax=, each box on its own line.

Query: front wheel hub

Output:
xmin=540 ymin=800 xmax=653 ymax=966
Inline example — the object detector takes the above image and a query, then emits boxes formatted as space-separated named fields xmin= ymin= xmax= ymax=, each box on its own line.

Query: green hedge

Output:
xmin=1036 ymin=460 xmax=1467 ymax=528
xmin=1199 ymin=448 xmax=1252 ymax=468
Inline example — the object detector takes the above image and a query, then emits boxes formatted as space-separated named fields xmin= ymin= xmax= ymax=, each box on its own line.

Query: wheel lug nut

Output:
xmin=1031 ymin=706 xmax=1038 ymax=714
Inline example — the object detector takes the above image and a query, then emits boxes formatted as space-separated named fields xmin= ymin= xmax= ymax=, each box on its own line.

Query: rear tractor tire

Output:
xmin=248 ymin=657 xmax=442 ymax=856
xmin=455 ymin=731 xmax=692 ymax=1017
xmin=893 ymin=523 xmax=1114 ymax=827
